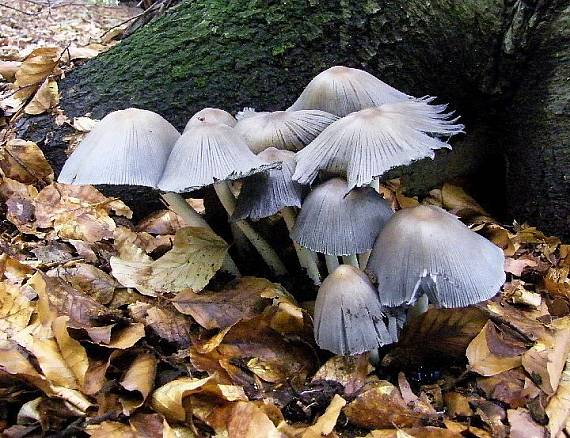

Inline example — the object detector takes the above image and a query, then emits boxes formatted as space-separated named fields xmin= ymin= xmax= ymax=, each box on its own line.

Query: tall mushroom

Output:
xmin=293 ymin=101 xmax=464 ymax=191
xmin=232 ymin=148 xmax=320 ymax=283
xmin=366 ymin=205 xmax=506 ymax=308
xmin=314 ymin=265 xmax=393 ymax=356
xmin=57 ymin=107 xmax=240 ymax=275
xmin=287 ymin=65 xmax=411 ymax=117
xmin=291 ymin=178 xmax=393 ymax=272
xmin=234 ymin=110 xmax=338 ymax=153
xmin=158 ymin=120 xmax=287 ymax=276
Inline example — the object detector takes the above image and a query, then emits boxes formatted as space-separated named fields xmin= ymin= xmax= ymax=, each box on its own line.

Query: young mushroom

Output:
xmin=314 ymin=265 xmax=393 ymax=356
xmin=185 ymin=107 xmax=237 ymax=130
xmin=232 ymin=148 xmax=320 ymax=283
xmin=288 ymin=65 xmax=411 ymax=117
xmin=158 ymin=120 xmax=288 ymax=276
xmin=291 ymin=178 xmax=393 ymax=272
xmin=366 ymin=205 xmax=506 ymax=308
xmin=234 ymin=109 xmax=338 ymax=153
xmin=57 ymin=107 xmax=239 ymax=275
xmin=58 ymin=108 xmax=179 ymax=186
xmin=293 ymin=101 xmax=464 ymax=191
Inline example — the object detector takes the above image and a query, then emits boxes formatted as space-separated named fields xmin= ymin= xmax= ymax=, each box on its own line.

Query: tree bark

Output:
xmin=20 ymin=0 xmax=569 ymax=237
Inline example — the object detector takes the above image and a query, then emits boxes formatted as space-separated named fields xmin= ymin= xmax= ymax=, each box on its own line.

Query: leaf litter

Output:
xmin=2 ymin=5 xmax=570 ymax=437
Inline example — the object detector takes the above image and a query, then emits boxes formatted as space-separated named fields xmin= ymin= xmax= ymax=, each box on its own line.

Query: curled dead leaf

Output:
xmin=0 ymin=139 xmax=53 ymax=184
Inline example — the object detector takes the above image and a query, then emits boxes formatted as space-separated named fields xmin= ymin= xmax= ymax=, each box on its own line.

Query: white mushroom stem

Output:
xmin=281 ymin=207 xmax=321 ymax=285
xmin=342 ymin=255 xmax=360 ymax=269
xmin=161 ymin=192 xmax=240 ymax=276
xmin=370 ymin=178 xmax=380 ymax=192
xmin=214 ymin=182 xmax=288 ymax=276
xmin=358 ymin=252 xmax=371 ymax=269
xmin=325 ymin=255 xmax=340 ymax=273
xmin=407 ymin=294 xmax=429 ymax=320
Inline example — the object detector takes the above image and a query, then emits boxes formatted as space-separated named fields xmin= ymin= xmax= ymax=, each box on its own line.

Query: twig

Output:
xmin=0 ymin=2 xmax=38 ymax=15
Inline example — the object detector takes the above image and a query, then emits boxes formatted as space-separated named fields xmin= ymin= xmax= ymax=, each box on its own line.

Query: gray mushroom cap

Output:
xmin=184 ymin=108 xmax=237 ymax=130
xmin=58 ymin=108 xmax=179 ymax=187
xmin=232 ymin=148 xmax=303 ymax=221
xmin=287 ymin=65 xmax=411 ymax=117
xmin=234 ymin=110 xmax=339 ymax=153
xmin=366 ymin=205 xmax=506 ymax=308
xmin=293 ymin=101 xmax=464 ymax=190
xmin=314 ymin=265 xmax=393 ymax=355
xmin=291 ymin=178 xmax=393 ymax=255
xmin=158 ymin=121 xmax=275 ymax=192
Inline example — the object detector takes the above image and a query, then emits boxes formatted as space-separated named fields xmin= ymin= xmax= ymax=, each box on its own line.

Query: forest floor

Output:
xmin=1 ymin=2 xmax=570 ymax=437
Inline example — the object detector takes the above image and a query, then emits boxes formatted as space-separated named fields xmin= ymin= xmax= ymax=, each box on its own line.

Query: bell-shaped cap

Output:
xmin=366 ymin=205 xmax=505 ymax=308
xmin=291 ymin=178 xmax=393 ymax=255
xmin=234 ymin=110 xmax=338 ymax=153
xmin=314 ymin=265 xmax=393 ymax=355
xmin=288 ymin=66 xmax=410 ymax=116
xmin=58 ymin=108 xmax=179 ymax=187
xmin=158 ymin=121 xmax=274 ymax=192
xmin=293 ymin=101 xmax=464 ymax=190
xmin=184 ymin=107 xmax=237 ymax=130
xmin=232 ymin=148 xmax=303 ymax=221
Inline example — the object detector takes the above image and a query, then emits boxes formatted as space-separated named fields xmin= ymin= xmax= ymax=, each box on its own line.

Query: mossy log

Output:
xmin=21 ymin=0 xmax=569 ymax=238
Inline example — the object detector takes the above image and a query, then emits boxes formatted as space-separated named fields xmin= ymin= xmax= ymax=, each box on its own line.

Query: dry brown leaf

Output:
xmin=522 ymin=317 xmax=570 ymax=394
xmin=0 ymin=254 xmax=35 ymax=285
xmin=99 ymin=323 xmax=145 ymax=349
xmin=129 ymin=302 xmax=191 ymax=348
xmin=366 ymin=428 xmax=461 ymax=438
xmin=120 ymin=353 xmax=157 ymax=415
xmin=312 ymin=354 xmax=372 ymax=396
xmin=72 ymin=116 xmax=98 ymax=132
xmin=52 ymin=316 xmax=89 ymax=389
xmin=14 ymin=47 xmax=61 ymax=90
xmin=343 ymin=380 xmax=437 ymax=429
xmin=466 ymin=321 xmax=525 ymax=376
xmin=504 ymin=257 xmax=539 ymax=277
xmin=47 ymin=263 xmax=118 ymax=305
xmin=205 ymin=401 xmax=283 ymax=438
xmin=0 ymin=60 xmax=21 ymax=81
xmin=86 ymin=421 xmax=137 ymax=438
xmin=0 ymin=139 xmax=53 ymax=184
xmin=507 ymin=408 xmax=546 ymax=438
xmin=543 ymin=267 xmax=570 ymax=298
xmin=383 ymin=307 xmax=488 ymax=366
xmin=173 ymin=277 xmax=292 ymax=329
xmin=443 ymin=392 xmax=473 ymax=418
xmin=545 ymin=357 xmax=570 ymax=437
xmin=112 ymin=227 xmax=228 ymax=295
xmin=302 ymin=394 xmax=346 ymax=438
xmin=443 ymin=419 xmax=492 ymax=438
xmin=0 ymin=281 xmax=35 ymax=341
xmin=24 ymin=78 xmax=59 ymax=115
xmin=439 ymin=183 xmax=490 ymax=219
xmin=137 ymin=209 xmax=185 ymax=235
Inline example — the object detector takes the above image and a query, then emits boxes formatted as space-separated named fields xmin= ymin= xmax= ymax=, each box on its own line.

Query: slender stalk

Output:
xmin=161 ymin=192 xmax=240 ymax=276
xmin=342 ymin=254 xmax=359 ymax=268
xmin=370 ymin=178 xmax=380 ymax=192
xmin=358 ymin=251 xmax=371 ymax=269
xmin=325 ymin=254 xmax=340 ymax=273
xmin=214 ymin=182 xmax=288 ymax=276
xmin=281 ymin=207 xmax=321 ymax=285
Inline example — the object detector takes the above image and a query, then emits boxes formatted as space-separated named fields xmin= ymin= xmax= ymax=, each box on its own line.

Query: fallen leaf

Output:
xmin=24 ymin=78 xmax=59 ymax=115
xmin=52 ymin=316 xmax=89 ymax=389
xmin=120 ymin=353 xmax=157 ymax=415
xmin=507 ymin=408 xmax=546 ymax=438
xmin=0 ymin=139 xmax=53 ymax=184
xmin=466 ymin=321 xmax=525 ymax=376
xmin=443 ymin=392 xmax=473 ymax=417
xmin=545 ymin=356 xmax=570 ymax=437
xmin=312 ymin=354 xmax=372 ymax=397
xmin=504 ymin=257 xmax=539 ymax=277
xmin=47 ymin=263 xmax=118 ymax=305
xmin=0 ymin=281 xmax=35 ymax=341
xmin=86 ymin=421 xmax=137 ymax=438
xmin=72 ymin=116 xmax=98 ymax=132
xmin=302 ymin=394 xmax=346 ymax=438
xmin=543 ymin=267 xmax=570 ymax=298
xmin=343 ymin=380 xmax=437 ymax=429
xmin=366 ymin=428 xmax=460 ymax=438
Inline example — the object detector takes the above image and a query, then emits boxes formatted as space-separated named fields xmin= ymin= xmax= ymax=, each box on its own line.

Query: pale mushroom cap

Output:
xmin=58 ymin=108 xmax=179 ymax=187
xmin=287 ymin=65 xmax=410 ymax=116
xmin=293 ymin=102 xmax=464 ymax=190
xmin=185 ymin=108 xmax=237 ymax=130
xmin=366 ymin=205 xmax=506 ymax=308
xmin=291 ymin=178 xmax=393 ymax=255
xmin=234 ymin=110 xmax=339 ymax=153
xmin=158 ymin=121 xmax=274 ymax=192
xmin=314 ymin=265 xmax=393 ymax=355
xmin=232 ymin=148 xmax=303 ymax=220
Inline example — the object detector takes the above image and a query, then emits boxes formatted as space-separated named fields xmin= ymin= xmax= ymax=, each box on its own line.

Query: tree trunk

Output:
xmin=21 ymin=0 xmax=569 ymax=238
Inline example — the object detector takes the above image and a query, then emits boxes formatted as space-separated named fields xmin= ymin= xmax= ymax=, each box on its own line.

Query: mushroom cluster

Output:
xmin=58 ymin=65 xmax=505 ymax=357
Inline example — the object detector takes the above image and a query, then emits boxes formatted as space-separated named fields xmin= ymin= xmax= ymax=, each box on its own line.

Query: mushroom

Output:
xmin=366 ymin=205 xmax=505 ymax=308
xmin=185 ymin=107 xmax=237 ymax=130
xmin=232 ymin=148 xmax=320 ymax=284
xmin=291 ymin=178 xmax=393 ymax=272
xmin=158 ymin=120 xmax=287 ymax=276
xmin=287 ymin=65 xmax=410 ymax=117
xmin=293 ymin=101 xmax=464 ymax=190
xmin=57 ymin=107 xmax=239 ymax=275
xmin=58 ymin=108 xmax=179 ymax=186
xmin=314 ymin=265 xmax=393 ymax=355
xmin=234 ymin=110 xmax=338 ymax=153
